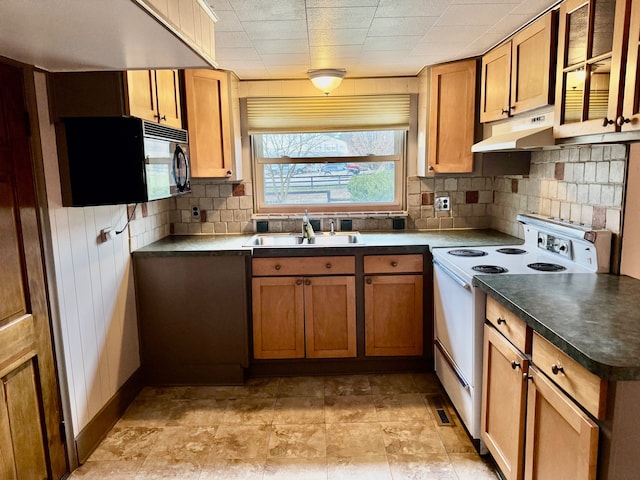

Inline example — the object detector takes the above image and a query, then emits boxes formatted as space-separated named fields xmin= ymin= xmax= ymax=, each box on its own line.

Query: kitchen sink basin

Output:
xmin=245 ymin=232 xmax=364 ymax=247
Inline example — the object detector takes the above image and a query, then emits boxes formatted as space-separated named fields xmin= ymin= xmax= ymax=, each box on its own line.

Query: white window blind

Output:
xmin=246 ymin=95 xmax=412 ymax=133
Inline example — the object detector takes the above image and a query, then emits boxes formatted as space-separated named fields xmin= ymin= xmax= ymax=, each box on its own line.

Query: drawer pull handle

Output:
xmin=511 ymin=360 xmax=521 ymax=370
xmin=497 ymin=318 xmax=506 ymax=325
xmin=305 ymin=279 xmax=311 ymax=286
xmin=275 ymin=264 xmax=281 ymax=270
xmin=325 ymin=263 xmax=332 ymax=269
xmin=551 ymin=364 xmax=564 ymax=375
xmin=296 ymin=279 xmax=303 ymax=285
xmin=391 ymin=261 xmax=398 ymax=267
xmin=366 ymin=278 xmax=372 ymax=284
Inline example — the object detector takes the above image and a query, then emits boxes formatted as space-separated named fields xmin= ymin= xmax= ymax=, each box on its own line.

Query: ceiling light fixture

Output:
xmin=308 ymin=68 xmax=346 ymax=95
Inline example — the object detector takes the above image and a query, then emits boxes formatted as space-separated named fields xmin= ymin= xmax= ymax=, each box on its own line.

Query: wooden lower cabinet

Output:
xmin=481 ymin=324 xmax=529 ymax=480
xmin=364 ymin=274 xmax=423 ymax=356
xmin=252 ymin=274 xmax=356 ymax=360
xmin=524 ymin=367 xmax=599 ymax=480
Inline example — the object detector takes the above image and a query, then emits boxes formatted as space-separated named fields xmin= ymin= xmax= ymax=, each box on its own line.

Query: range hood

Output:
xmin=471 ymin=125 xmax=555 ymax=153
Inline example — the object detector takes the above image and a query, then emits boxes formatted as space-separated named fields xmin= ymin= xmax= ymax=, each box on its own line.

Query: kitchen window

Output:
xmin=246 ymin=95 xmax=412 ymax=214
xmin=252 ymin=130 xmax=405 ymax=213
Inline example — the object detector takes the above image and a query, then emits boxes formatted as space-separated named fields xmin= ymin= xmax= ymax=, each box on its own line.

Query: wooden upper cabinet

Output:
xmin=621 ymin=0 xmax=640 ymax=131
xmin=480 ymin=42 xmax=512 ymax=123
xmin=481 ymin=11 xmax=556 ymax=123
xmin=554 ymin=0 xmax=629 ymax=137
xmin=127 ymin=69 xmax=182 ymax=129
xmin=184 ymin=69 xmax=239 ymax=178
xmin=428 ymin=58 xmax=477 ymax=174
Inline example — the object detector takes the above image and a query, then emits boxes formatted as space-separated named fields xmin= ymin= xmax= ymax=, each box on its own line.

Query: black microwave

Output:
xmin=56 ymin=116 xmax=191 ymax=207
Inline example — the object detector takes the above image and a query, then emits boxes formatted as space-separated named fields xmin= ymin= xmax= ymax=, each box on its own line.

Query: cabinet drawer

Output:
xmin=532 ymin=333 xmax=607 ymax=420
xmin=252 ymin=256 xmax=355 ymax=276
xmin=364 ymin=254 xmax=423 ymax=274
xmin=485 ymin=296 xmax=531 ymax=353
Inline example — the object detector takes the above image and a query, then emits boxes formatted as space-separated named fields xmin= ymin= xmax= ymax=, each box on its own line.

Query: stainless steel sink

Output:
xmin=245 ymin=232 xmax=364 ymax=247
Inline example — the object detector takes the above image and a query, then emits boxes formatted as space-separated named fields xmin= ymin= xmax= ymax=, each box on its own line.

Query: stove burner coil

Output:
xmin=472 ymin=265 xmax=509 ymax=274
xmin=527 ymin=262 xmax=567 ymax=272
xmin=448 ymin=249 xmax=488 ymax=257
xmin=496 ymin=248 xmax=527 ymax=255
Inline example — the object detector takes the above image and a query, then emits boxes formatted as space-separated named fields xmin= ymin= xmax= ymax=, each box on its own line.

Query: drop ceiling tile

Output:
xmin=376 ymin=0 xmax=450 ymax=18
xmin=228 ymin=0 xmax=306 ymax=21
xmin=368 ymin=16 xmax=439 ymax=36
xmin=212 ymin=10 xmax=243 ymax=31
xmin=435 ymin=4 xmax=511 ymax=26
xmin=214 ymin=30 xmax=253 ymax=48
xmin=419 ymin=25 xmax=490 ymax=45
xmin=215 ymin=47 xmax=262 ymax=61
xmin=310 ymin=45 xmax=363 ymax=58
xmin=260 ymin=53 xmax=310 ymax=66
xmin=509 ymin=0 xmax=558 ymax=15
xmin=307 ymin=0 xmax=379 ymax=7
xmin=309 ymin=29 xmax=369 ymax=46
xmin=207 ymin=0 xmax=232 ymax=10
xmin=242 ymin=20 xmax=308 ymax=40
xmin=363 ymin=36 xmax=424 ymax=52
xmin=449 ymin=0 xmax=519 ymax=4
xmin=255 ymin=39 xmax=309 ymax=55
xmin=306 ymin=7 xmax=376 ymax=29
xmin=486 ymin=13 xmax=535 ymax=35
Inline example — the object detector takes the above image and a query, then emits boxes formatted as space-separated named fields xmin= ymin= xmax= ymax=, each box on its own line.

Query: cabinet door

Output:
xmin=480 ymin=42 xmax=512 ymax=122
xmin=481 ymin=324 xmax=529 ymax=480
xmin=428 ymin=59 xmax=476 ymax=173
xmin=524 ymin=367 xmax=599 ymax=480
xmin=252 ymin=277 xmax=305 ymax=359
xmin=365 ymin=274 xmax=423 ymax=356
xmin=155 ymin=69 xmax=183 ymax=129
xmin=126 ymin=70 xmax=157 ymax=122
xmin=554 ymin=0 xmax=628 ymax=137
xmin=184 ymin=69 xmax=231 ymax=177
xmin=622 ymin=0 xmax=640 ymax=131
xmin=510 ymin=12 xmax=556 ymax=116
xmin=304 ymin=276 xmax=356 ymax=358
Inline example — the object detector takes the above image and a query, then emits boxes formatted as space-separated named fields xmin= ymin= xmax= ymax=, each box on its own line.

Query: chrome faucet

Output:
xmin=329 ymin=219 xmax=336 ymax=235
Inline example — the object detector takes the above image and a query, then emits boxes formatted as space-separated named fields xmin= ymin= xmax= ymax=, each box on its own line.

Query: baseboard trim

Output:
xmin=74 ymin=367 xmax=144 ymax=464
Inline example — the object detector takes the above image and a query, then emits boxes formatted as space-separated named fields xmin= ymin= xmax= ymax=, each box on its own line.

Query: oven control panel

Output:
xmin=537 ymin=233 xmax=571 ymax=258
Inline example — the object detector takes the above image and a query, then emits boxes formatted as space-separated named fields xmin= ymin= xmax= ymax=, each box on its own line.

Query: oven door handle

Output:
xmin=433 ymin=259 xmax=471 ymax=291
xmin=435 ymin=340 xmax=470 ymax=391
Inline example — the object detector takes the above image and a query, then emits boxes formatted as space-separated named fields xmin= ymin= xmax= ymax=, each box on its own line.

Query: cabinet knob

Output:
xmin=616 ymin=116 xmax=631 ymax=127
xmin=325 ymin=263 xmax=332 ymax=269
xmin=391 ymin=261 xmax=398 ymax=267
xmin=305 ymin=279 xmax=311 ymax=286
xmin=501 ymin=108 xmax=510 ymax=116
xmin=154 ymin=114 xmax=167 ymax=121
xmin=497 ymin=317 xmax=506 ymax=325
xmin=602 ymin=117 xmax=615 ymax=127
xmin=275 ymin=264 xmax=281 ymax=270
xmin=366 ymin=278 xmax=373 ymax=284
xmin=511 ymin=360 xmax=521 ymax=370
xmin=428 ymin=165 xmax=434 ymax=171
xmin=296 ymin=279 xmax=303 ymax=285
xmin=226 ymin=170 xmax=233 ymax=176
xmin=551 ymin=364 xmax=564 ymax=375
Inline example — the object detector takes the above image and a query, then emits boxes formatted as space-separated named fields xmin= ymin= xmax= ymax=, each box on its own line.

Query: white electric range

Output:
xmin=431 ymin=213 xmax=612 ymax=452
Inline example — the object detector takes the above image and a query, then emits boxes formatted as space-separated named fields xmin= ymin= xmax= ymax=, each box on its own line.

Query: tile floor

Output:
xmin=70 ymin=373 xmax=499 ymax=479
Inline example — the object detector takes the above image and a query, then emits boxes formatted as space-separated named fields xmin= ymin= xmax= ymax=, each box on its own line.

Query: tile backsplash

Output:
xmin=129 ymin=144 xmax=628 ymax=247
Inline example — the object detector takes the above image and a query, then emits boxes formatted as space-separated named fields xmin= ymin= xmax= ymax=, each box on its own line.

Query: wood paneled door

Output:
xmin=0 ymin=61 xmax=68 ymax=479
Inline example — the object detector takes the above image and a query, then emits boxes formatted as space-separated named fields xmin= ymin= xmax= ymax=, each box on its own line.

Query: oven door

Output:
xmin=433 ymin=259 xmax=474 ymax=386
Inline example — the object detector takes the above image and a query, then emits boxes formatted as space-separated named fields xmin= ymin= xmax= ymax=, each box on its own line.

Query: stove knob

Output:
xmin=559 ymin=245 xmax=567 ymax=251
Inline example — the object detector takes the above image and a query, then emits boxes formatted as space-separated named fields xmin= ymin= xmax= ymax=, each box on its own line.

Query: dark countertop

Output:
xmin=474 ymin=274 xmax=640 ymax=381
xmin=131 ymin=229 xmax=521 ymax=256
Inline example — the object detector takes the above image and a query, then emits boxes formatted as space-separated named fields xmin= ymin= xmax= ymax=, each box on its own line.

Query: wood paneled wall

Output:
xmin=34 ymin=72 xmax=140 ymax=436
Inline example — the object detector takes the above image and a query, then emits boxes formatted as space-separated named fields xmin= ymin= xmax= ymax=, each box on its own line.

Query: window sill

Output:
xmin=252 ymin=211 xmax=408 ymax=221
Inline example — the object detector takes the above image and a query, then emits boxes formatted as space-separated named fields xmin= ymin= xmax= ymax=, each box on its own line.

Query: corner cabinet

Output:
xmin=481 ymin=296 xmax=600 ymax=480
xmin=49 ymin=69 xmax=182 ymax=129
xmin=251 ymin=256 xmax=356 ymax=359
xmin=364 ymin=254 xmax=424 ymax=356
xmin=428 ymin=59 xmax=477 ymax=173
xmin=554 ymin=0 xmax=634 ymax=137
xmin=183 ymin=69 xmax=242 ymax=179
xmin=480 ymin=11 xmax=556 ymax=123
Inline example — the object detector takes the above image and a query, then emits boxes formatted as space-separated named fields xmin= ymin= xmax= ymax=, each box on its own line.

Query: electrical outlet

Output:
xmin=100 ymin=228 xmax=115 ymax=242
xmin=192 ymin=206 xmax=200 ymax=219
xmin=435 ymin=196 xmax=450 ymax=211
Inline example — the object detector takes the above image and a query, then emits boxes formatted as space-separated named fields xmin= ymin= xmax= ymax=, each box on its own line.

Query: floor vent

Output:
xmin=426 ymin=394 xmax=455 ymax=427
